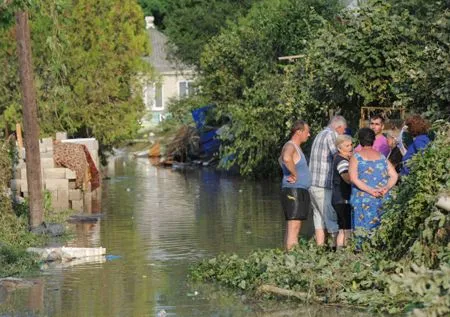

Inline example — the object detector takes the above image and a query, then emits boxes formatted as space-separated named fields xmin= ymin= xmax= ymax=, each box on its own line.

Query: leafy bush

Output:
xmin=371 ymin=123 xmax=450 ymax=268
xmin=0 ymin=245 xmax=39 ymax=277
xmin=190 ymin=241 xmax=450 ymax=315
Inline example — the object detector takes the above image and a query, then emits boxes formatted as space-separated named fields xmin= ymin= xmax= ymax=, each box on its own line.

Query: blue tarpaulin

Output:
xmin=191 ymin=105 xmax=220 ymax=156
xmin=191 ymin=105 xmax=214 ymax=130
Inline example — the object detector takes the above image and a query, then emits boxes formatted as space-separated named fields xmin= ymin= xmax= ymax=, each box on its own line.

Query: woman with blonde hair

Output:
xmin=332 ymin=134 xmax=353 ymax=248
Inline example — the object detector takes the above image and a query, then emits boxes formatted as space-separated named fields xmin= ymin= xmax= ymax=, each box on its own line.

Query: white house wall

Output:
xmin=141 ymin=70 xmax=196 ymax=129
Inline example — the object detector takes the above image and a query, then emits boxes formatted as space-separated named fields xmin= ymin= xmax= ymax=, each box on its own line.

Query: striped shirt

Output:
xmin=337 ymin=159 xmax=349 ymax=175
xmin=309 ymin=127 xmax=338 ymax=188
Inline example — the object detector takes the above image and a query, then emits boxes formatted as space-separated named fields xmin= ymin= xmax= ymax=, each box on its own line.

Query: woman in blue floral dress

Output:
xmin=349 ymin=128 xmax=398 ymax=238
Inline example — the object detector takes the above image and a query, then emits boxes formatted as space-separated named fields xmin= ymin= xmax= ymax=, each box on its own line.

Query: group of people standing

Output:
xmin=279 ymin=114 xmax=432 ymax=251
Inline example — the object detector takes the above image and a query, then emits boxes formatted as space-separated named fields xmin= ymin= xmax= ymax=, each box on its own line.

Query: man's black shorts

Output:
xmin=333 ymin=203 xmax=352 ymax=230
xmin=280 ymin=187 xmax=310 ymax=221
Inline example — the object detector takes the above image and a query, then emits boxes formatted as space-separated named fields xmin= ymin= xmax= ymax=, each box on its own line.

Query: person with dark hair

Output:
xmin=400 ymin=115 xmax=431 ymax=176
xmin=349 ymin=128 xmax=398 ymax=242
xmin=279 ymin=120 xmax=312 ymax=250
xmin=355 ymin=114 xmax=390 ymax=157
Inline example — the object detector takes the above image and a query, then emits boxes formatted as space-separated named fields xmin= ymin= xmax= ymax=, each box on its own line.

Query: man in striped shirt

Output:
xmin=309 ymin=115 xmax=347 ymax=247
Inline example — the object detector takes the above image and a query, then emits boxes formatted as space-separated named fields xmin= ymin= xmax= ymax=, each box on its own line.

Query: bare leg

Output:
xmin=315 ymin=228 xmax=326 ymax=246
xmin=336 ymin=229 xmax=345 ymax=248
xmin=343 ymin=229 xmax=352 ymax=246
xmin=285 ymin=220 xmax=302 ymax=251
xmin=337 ymin=229 xmax=352 ymax=248
xmin=330 ymin=231 xmax=338 ymax=248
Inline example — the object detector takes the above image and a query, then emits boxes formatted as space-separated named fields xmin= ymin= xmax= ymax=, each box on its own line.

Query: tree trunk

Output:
xmin=15 ymin=11 xmax=44 ymax=229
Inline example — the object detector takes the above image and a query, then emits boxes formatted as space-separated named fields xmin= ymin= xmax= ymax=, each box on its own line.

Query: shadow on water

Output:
xmin=1 ymin=156 xmax=374 ymax=316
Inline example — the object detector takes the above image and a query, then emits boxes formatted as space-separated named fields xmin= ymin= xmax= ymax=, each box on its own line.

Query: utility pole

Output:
xmin=15 ymin=10 xmax=44 ymax=229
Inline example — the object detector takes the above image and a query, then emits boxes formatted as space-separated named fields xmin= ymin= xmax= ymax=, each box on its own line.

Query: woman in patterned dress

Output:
xmin=349 ymin=128 xmax=398 ymax=240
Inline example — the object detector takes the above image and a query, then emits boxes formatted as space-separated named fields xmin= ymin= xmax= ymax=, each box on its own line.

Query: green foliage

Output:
xmin=166 ymin=94 xmax=210 ymax=125
xmin=371 ymin=124 xmax=450 ymax=267
xmin=0 ymin=0 xmax=32 ymax=29
xmin=189 ymin=0 xmax=450 ymax=176
xmin=0 ymin=0 xmax=152 ymax=150
xmin=389 ymin=264 xmax=450 ymax=317
xmin=64 ymin=0 xmax=151 ymax=146
xmin=0 ymin=245 xmax=39 ymax=277
xmin=0 ymin=140 xmax=13 ymax=216
xmin=0 ymin=141 xmax=66 ymax=277
xmin=0 ymin=141 xmax=38 ymax=249
xmin=199 ymin=0 xmax=342 ymax=176
xmin=292 ymin=0 xmax=450 ymax=121
xmin=137 ymin=0 xmax=172 ymax=27
xmin=190 ymin=242 xmax=450 ymax=315
xmin=163 ymin=0 xmax=258 ymax=66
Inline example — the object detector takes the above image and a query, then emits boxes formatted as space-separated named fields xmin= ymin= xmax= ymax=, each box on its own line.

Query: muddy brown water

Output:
xmin=1 ymin=157 xmax=374 ymax=316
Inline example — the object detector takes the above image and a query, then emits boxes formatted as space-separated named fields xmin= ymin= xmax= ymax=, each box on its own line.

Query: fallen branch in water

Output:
xmin=256 ymin=284 xmax=367 ymax=310
xmin=256 ymin=284 xmax=325 ymax=302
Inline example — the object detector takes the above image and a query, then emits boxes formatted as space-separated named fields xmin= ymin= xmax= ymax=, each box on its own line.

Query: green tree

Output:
xmin=198 ymin=0 xmax=342 ymax=176
xmin=0 ymin=0 xmax=152 ymax=149
xmin=137 ymin=0 xmax=172 ymax=28
xmin=62 ymin=0 xmax=151 ymax=146
xmin=163 ymin=0 xmax=258 ymax=66
xmin=292 ymin=0 xmax=450 ymax=122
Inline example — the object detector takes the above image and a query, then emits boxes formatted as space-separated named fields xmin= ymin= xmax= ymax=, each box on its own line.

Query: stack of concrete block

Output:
xmin=61 ymin=138 xmax=101 ymax=202
xmin=61 ymin=138 xmax=99 ymax=169
xmin=10 ymin=134 xmax=100 ymax=213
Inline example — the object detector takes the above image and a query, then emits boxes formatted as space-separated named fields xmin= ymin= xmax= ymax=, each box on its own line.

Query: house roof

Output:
xmin=144 ymin=24 xmax=192 ymax=74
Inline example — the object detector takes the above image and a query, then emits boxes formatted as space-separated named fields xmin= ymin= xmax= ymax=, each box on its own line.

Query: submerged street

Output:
xmin=2 ymin=156 xmax=371 ymax=316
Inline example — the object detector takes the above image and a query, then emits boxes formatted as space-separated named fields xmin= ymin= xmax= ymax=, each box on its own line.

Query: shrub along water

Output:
xmin=189 ymin=124 xmax=450 ymax=316
xmin=0 ymin=141 xmax=72 ymax=277
xmin=0 ymin=141 xmax=40 ymax=277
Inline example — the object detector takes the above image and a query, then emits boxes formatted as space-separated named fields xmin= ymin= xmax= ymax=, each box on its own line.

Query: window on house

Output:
xmin=154 ymin=83 xmax=163 ymax=110
xmin=179 ymin=81 xmax=195 ymax=98
xmin=143 ymin=85 xmax=154 ymax=109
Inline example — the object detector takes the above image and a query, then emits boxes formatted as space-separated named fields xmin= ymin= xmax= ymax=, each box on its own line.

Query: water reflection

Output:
xmin=1 ymin=156 xmax=373 ymax=316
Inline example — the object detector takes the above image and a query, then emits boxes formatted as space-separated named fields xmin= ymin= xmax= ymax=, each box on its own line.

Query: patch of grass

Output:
xmin=0 ymin=245 xmax=39 ymax=277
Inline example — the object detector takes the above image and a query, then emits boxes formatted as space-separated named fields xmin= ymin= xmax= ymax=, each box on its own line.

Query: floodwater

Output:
xmin=1 ymin=156 xmax=373 ymax=316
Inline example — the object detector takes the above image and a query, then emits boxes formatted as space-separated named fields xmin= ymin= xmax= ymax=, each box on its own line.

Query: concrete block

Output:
xmin=10 ymin=179 xmax=23 ymax=192
xmin=55 ymin=132 xmax=67 ymax=141
xmin=83 ymin=192 xmax=92 ymax=213
xmin=53 ymin=201 xmax=69 ymax=212
xmin=58 ymin=189 xmax=68 ymax=200
xmin=44 ymin=179 xmax=68 ymax=191
xmin=69 ymin=189 xmax=82 ymax=201
xmin=69 ymin=180 xmax=77 ymax=189
xmin=40 ymin=137 xmax=53 ymax=147
xmin=40 ymin=151 xmax=53 ymax=158
xmin=13 ymin=167 xmax=25 ymax=179
xmin=55 ymin=189 xmax=69 ymax=210
xmin=39 ymin=138 xmax=53 ymax=153
xmin=43 ymin=168 xmax=66 ymax=179
xmin=21 ymin=168 xmax=27 ymax=179
xmin=70 ymin=199 xmax=84 ymax=212
xmin=48 ymin=190 xmax=57 ymax=201
xmin=65 ymin=169 xmax=76 ymax=179
xmin=16 ymin=159 xmax=25 ymax=168
xmin=41 ymin=157 xmax=55 ymax=169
